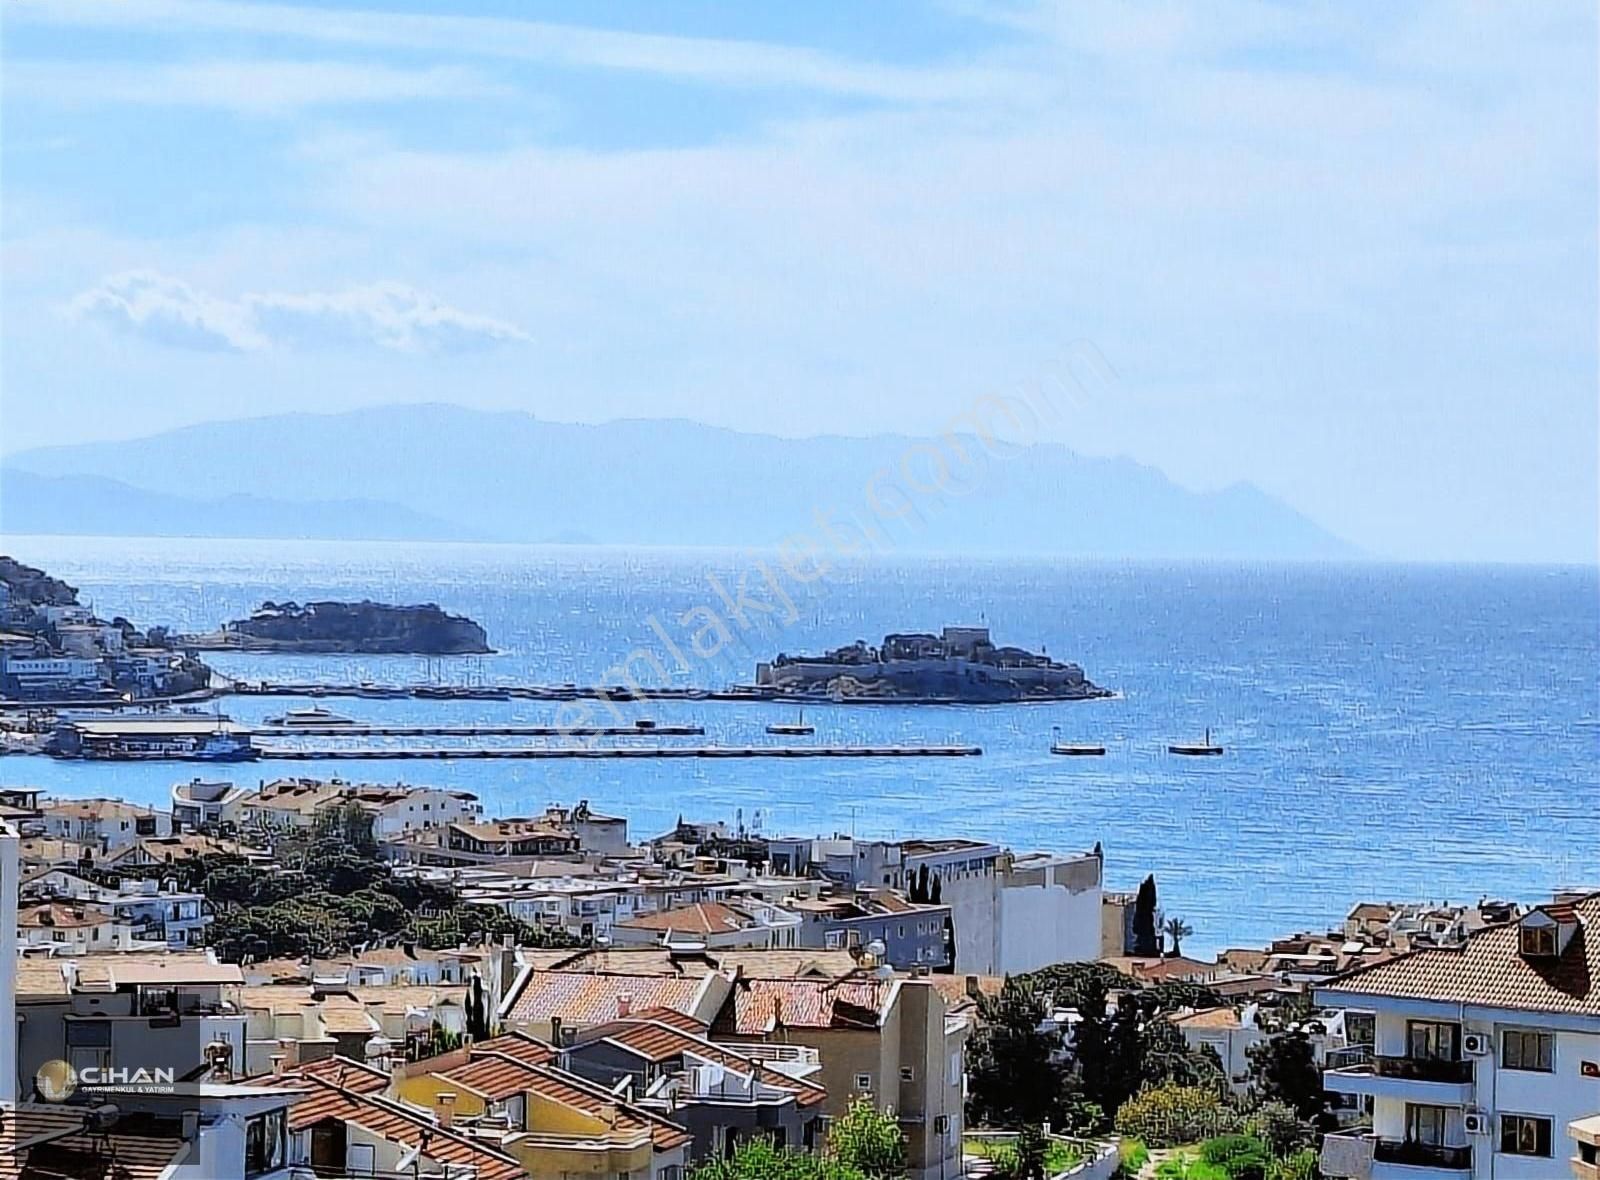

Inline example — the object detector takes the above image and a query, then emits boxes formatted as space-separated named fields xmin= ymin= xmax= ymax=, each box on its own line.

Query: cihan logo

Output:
xmin=36 ymin=1059 xmax=176 ymax=1101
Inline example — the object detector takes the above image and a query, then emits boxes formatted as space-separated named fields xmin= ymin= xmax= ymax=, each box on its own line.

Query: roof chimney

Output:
xmin=436 ymin=1090 xmax=457 ymax=1131
xmin=617 ymin=993 xmax=631 ymax=1018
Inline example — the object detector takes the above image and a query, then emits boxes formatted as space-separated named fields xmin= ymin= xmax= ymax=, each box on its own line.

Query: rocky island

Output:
xmin=185 ymin=600 xmax=492 ymax=655
xmin=755 ymin=625 xmax=1112 ymax=703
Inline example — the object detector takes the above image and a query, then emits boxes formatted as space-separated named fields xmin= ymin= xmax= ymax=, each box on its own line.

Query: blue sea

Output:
xmin=5 ymin=535 xmax=1597 ymax=957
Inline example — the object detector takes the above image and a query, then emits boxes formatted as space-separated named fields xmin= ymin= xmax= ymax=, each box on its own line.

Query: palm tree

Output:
xmin=1162 ymin=915 xmax=1194 ymax=958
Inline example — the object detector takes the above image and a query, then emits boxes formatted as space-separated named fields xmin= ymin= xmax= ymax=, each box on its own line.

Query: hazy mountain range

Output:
xmin=1 ymin=404 xmax=1354 ymax=558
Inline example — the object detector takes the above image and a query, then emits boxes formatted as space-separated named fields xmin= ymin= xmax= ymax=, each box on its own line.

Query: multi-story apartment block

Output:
xmin=1317 ymin=892 xmax=1600 ymax=1180
xmin=770 ymin=835 xmax=1102 ymax=974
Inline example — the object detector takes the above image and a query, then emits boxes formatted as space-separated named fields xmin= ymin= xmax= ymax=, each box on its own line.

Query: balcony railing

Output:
xmin=1372 ymin=1055 xmax=1473 ymax=1084
xmin=1372 ymin=1140 xmax=1471 ymax=1170
xmin=1324 ymin=1045 xmax=1374 ymax=1071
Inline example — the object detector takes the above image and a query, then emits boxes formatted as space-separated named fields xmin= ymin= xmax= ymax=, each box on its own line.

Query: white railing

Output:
xmin=722 ymin=1042 xmax=821 ymax=1066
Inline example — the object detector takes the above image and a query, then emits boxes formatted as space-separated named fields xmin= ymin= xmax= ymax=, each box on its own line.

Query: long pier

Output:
xmin=255 ymin=744 xmax=983 ymax=761
xmin=257 ymin=723 xmax=706 ymax=737
xmin=227 ymin=682 xmax=764 ymax=703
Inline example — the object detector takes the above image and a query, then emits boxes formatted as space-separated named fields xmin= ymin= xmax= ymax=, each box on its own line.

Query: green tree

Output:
xmin=1132 ymin=876 xmax=1159 ymax=957
xmin=1246 ymin=1032 xmax=1326 ymax=1124
xmin=1114 ymin=1083 xmax=1240 ymax=1147
xmin=1162 ymin=916 xmax=1194 ymax=958
xmin=966 ymin=978 xmax=1071 ymax=1129
xmin=691 ymin=1140 xmax=864 ymax=1180
xmin=1244 ymin=1102 xmax=1317 ymax=1159
xmin=828 ymin=1099 xmax=906 ymax=1180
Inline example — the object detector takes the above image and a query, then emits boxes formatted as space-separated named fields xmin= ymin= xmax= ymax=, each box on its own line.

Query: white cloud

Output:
xmin=68 ymin=271 xmax=267 ymax=351
xmin=68 ymin=272 xmax=529 ymax=353
xmin=4 ymin=59 xmax=509 ymax=114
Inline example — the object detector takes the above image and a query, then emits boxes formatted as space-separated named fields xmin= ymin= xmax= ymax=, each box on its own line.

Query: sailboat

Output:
xmin=766 ymin=708 xmax=815 ymax=736
xmin=1050 ymin=724 xmax=1105 ymax=756
xmin=1169 ymin=727 xmax=1225 ymax=756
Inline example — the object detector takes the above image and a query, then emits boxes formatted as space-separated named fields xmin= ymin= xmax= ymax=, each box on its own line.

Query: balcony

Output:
xmin=1323 ymin=1054 xmax=1474 ymax=1104
xmin=1321 ymin=1134 xmax=1472 ymax=1180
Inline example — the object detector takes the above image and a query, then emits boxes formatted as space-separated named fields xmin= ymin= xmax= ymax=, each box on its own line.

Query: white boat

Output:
xmin=265 ymin=706 xmax=358 ymax=728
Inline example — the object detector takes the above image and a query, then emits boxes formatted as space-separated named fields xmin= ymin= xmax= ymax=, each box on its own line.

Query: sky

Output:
xmin=1 ymin=1 xmax=1596 ymax=563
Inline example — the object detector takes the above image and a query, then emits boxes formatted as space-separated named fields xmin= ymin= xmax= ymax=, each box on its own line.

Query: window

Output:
xmin=825 ymin=931 xmax=844 ymax=950
xmin=1519 ymin=925 xmax=1557 ymax=956
xmin=1407 ymin=1020 xmax=1459 ymax=1062
xmin=1502 ymin=1029 xmax=1554 ymax=1072
xmin=854 ymin=1073 xmax=872 ymax=1091
xmin=1500 ymin=1115 xmax=1551 ymax=1158
xmin=1345 ymin=1012 xmax=1375 ymax=1047
xmin=245 ymin=1109 xmax=287 ymax=1176
xmin=1406 ymin=1104 xmax=1448 ymax=1148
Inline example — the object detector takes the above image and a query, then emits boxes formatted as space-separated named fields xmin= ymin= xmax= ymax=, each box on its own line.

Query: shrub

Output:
xmin=1114 ymin=1084 xmax=1241 ymax=1148
xmin=1116 ymin=1139 xmax=1151 ymax=1180
xmin=1244 ymin=1103 xmax=1316 ymax=1159
xmin=1154 ymin=1155 xmax=1228 ymax=1180
xmin=1198 ymin=1136 xmax=1272 ymax=1180
xmin=1265 ymin=1150 xmax=1319 ymax=1180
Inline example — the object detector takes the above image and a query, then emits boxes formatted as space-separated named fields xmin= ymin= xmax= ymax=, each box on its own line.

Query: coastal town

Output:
xmin=0 ymin=774 xmax=1595 ymax=1180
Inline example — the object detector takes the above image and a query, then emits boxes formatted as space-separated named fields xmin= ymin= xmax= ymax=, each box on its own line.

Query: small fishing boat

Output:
xmin=1049 ymin=726 xmax=1104 ymax=756
xmin=265 ymin=706 xmax=358 ymax=728
xmin=1169 ymin=728 xmax=1225 ymax=756
xmin=767 ymin=709 xmax=815 ymax=736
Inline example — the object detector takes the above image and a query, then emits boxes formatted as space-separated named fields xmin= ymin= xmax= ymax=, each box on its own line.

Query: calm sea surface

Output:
xmin=5 ymin=535 xmax=1597 ymax=956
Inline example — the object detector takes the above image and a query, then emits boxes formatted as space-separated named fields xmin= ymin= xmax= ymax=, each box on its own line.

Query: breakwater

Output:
xmin=256 ymin=744 xmax=984 ymax=760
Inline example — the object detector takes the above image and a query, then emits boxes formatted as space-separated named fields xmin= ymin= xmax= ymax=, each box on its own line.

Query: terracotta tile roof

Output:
xmin=586 ymin=1017 xmax=826 ymax=1108
xmin=1322 ymin=892 xmax=1600 ymax=1016
xmin=290 ymin=1054 xmax=391 ymax=1095
xmin=352 ymin=945 xmax=444 ymax=968
xmin=505 ymin=970 xmax=707 ymax=1025
xmin=719 ymin=977 xmax=890 ymax=1035
xmin=0 ymin=1103 xmax=87 ymax=1155
xmin=553 ymin=947 xmax=857 ymax=979
xmin=283 ymin=1070 xmax=524 ymax=1180
xmin=12 ymin=1131 xmax=188 ymax=1180
xmin=470 ymin=1031 xmax=557 ymax=1067
xmin=518 ymin=1064 xmax=693 ymax=1151
xmin=1170 ymin=1006 xmax=1242 ymax=1029
xmin=1347 ymin=902 xmax=1395 ymax=922
xmin=442 ymin=1051 xmax=545 ymax=1101
xmin=617 ymin=901 xmax=749 ymax=935
xmin=42 ymin=798 xmax=154 ymax=821
xmin=628 ymin=1006 xmax=710 ymax=1032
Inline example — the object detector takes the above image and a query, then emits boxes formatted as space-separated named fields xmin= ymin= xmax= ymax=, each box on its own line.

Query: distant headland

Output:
xmin=182 ymin=600 xmax=492 ymax=655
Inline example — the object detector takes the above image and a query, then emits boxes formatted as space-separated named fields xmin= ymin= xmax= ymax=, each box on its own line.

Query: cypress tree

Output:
xmin=1132 ymin=874 xmax=1159 ymax=956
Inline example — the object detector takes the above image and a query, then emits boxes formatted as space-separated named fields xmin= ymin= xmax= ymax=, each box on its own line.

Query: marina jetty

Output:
xmin=181 ymin=598 xmax=492 ymax=654
xmin=756 ymin=624 xmax=1112 ymax=703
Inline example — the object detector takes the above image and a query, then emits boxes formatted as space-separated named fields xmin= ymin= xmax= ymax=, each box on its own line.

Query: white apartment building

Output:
xmin=39 ymin=797 xmax=170 ymax=851
xmin=1317 ymin=893 xmax=1600 ymax=1180
xmin=833 ymin=837 xmax=1103 ymax=974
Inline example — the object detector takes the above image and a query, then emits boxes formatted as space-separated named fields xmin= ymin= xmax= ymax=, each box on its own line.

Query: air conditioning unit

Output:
xmin=1463 ymin=1033 xmax=1491 ymax=1056
xmin=1463 ymin=1112 xmax=1490 ymax=1136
